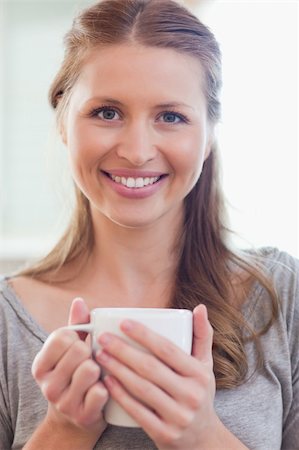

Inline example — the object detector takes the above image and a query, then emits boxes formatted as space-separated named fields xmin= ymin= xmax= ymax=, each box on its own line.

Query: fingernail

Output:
xmin=97 ymin=350 xmax=109 ymax=362
xmin=121 ymin=319 xmax=133 ymax=331
xmin=99 ymin=333 xmax=111 ymax=345
xmin=201 ymin=304 xmax=208 ymax=319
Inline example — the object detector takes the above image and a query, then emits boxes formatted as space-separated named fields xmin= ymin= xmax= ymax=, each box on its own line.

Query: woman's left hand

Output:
xmin=95 ymin=304 xmax=221 ymax=450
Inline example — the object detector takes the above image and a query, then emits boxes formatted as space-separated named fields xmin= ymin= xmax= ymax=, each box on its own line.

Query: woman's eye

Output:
xmin=92 ymin=108 xmax=120 ymax=121
xmin=159 ymin=112 xmax=187 ymax=124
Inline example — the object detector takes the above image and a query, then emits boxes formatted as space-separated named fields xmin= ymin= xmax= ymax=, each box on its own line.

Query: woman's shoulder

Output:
xmin=0 ymin=275 xmax=63 ymax=338
xmin=0 ymin=277 xmax=47 ymax=364
xmin=243 ymin=246 xmax=298 ymax=286
xmin=245 ymin=247 xmax=298 ymax=335
xmin=1 ymin=275 xmax=79 ymax=333
xmin=0 ymin=276 xmax=44 ymax=327
xmin=0 ymin=275 xmax=43 ymax=314
xmin=254 ymin=247 xmax=298 ymax=292
xmin=0 ymin=275 xmax=21 ymax=316
xmin=245 ymin=245 xmax=298 ymax=268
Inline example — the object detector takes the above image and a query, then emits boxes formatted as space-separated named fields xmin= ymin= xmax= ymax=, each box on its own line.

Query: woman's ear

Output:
xmin=56 ymin=95 xmax=69 ymax=145
xmin=204 ymin=121 xmax=219 ymax=160
xmin=204 ymin=140 xmax=212 ymax=161
xmin=60 ymin=123 xmax=67 ymax=145
xmin=204 ymin=131 xmax=214 ymax=161
xmin=58 ymin=116 xmax=68 ymax=145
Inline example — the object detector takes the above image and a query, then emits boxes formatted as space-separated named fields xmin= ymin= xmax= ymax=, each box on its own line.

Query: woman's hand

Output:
xmin=31 ymin=298 xmax=108 ymax=445
xmin=95 ymin=304 xmax=218 ymax=449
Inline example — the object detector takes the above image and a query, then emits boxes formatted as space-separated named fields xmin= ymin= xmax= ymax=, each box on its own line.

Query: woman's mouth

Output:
xmin=102 ymin=171 xmax=165 ymax=189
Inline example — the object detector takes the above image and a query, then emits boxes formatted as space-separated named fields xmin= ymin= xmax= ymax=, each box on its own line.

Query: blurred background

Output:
xmin=0 ymin=0 xmax=298 ymax=273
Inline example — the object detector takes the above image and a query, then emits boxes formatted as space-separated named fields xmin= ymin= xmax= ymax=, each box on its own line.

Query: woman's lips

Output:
xmin=103 ymin=168 xmax=166 ymax=177
xmin=100 ymin=170 xmax=168 ymax=199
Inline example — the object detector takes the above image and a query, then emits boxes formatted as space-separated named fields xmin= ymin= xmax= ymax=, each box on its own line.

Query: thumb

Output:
xmin=192 ymin=304 xmax=214 ymax=367
xmin=68 ymin=297 xmax=90 ymax=340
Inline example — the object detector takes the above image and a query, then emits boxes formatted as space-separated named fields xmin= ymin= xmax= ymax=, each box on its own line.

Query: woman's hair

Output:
xmin=19 ymin=0 xmax=279 ymax=389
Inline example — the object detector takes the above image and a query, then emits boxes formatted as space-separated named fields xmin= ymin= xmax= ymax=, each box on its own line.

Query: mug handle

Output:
xmin=64 ymin=323 xmax=94 ymax=333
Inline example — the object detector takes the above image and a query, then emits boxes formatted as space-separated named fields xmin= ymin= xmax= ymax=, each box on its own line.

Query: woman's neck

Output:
xmin=58 ymin=208 xmax=184 ymax=308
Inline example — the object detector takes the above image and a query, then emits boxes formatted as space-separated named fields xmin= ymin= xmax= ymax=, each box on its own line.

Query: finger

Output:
xmin=32 ymin=328 xmax=79 ymax=379
xmin=33 ymin=298 xmax=90 ymax=379
xmin=118 ymin=320 xmax=197 ymax=376
xmin=104 ymin=375 xmax=174 ymax=443
xmin=192 ymin=304 xmax=213 ymax=366
xmin=68 ymin=297 xmax=90 ymax=340
xmin=40 ymin=340 xmax=92 ymax=402
xmin=96 ymin=335 xmax=204 ymax=408
xmin=57 ymin=359 xmax=101 ymax=415
xmin=97 ymin=333 xmax=183 ymax=395
xmin=68 ymin=297 xmax=90 ymax=325
xmin=82 ymin=382 xmax=109 ymax=424
xmin=98 ymin=351 xmax=194 ymax=427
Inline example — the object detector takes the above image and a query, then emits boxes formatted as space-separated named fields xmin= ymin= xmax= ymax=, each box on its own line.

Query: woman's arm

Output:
xmin=23 ymin=411 xmax=104 ymax=450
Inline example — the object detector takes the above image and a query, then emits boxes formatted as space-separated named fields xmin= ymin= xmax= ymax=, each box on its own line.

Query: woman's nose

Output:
xmin=116 ymin=121 xmax=157 ymax=166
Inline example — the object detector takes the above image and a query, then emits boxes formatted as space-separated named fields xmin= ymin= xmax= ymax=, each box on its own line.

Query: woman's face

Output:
xmin=63 ymin=44 xmax=213 ymax=229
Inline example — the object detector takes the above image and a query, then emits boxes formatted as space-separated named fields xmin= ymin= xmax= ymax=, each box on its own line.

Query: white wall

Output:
xmin=199 ymin=1 xmax=298 ymax=256
xmin=0 ymin=0 xmax=93 ymax=264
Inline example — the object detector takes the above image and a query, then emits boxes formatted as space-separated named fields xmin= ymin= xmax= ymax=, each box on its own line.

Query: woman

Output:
xmin=0 ymin=0 xmax=298 ymax=449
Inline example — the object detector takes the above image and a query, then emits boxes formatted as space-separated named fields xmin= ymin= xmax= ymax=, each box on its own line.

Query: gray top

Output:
xmin=0 ymin=248 xmax=298 ymax=450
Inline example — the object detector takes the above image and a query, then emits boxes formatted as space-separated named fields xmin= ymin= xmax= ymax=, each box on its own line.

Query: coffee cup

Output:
xmin=66 ymin=307 xmax=193 ymax=427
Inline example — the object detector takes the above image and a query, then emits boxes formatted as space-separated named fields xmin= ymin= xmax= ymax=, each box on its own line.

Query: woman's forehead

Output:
xmin=71 ymin=44 xmax=206 ymax=106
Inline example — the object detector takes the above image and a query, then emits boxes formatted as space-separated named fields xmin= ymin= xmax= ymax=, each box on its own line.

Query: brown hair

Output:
xmin=20 ymin=0 xmax=279 ymax=388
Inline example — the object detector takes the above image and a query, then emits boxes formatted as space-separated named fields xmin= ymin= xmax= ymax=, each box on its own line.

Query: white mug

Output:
xmin=67 ymin=307 xmax=193 ymax=427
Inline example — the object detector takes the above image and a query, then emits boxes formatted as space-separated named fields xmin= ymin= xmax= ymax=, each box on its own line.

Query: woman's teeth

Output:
xmin=109 ymin=174 xmax=160 ymax=188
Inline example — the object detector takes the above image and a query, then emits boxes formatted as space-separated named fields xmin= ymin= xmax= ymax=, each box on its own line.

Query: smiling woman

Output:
xmin=61 ymin=44 xmax=211 ymax=227
xmin=0 ymin=1 xmax=298 ymax=450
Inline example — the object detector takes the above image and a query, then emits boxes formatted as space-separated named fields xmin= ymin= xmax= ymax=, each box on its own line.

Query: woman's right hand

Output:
xmin=31 ymin=298 xmax=108 ymax=443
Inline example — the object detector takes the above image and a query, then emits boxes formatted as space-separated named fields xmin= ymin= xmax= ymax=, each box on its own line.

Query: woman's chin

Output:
xmin=107 ymin=214 xmax=158 ymax=230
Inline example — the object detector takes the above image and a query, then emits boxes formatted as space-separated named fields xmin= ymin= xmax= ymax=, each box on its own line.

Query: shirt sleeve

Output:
xmin=0 ymin=296 xmax=13 ymax=449
xmin=277 ymin=252 xmax=299 ymax=449
xmin=0 ymin=385 xmax=13 ymax=450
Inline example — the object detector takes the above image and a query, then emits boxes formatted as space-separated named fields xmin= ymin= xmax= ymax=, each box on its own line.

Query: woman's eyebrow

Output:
xmin=155 ymin=102 xmax=195 ymax=111
xmin=84 ymin=97 xmax=124 ymax=106
xmin=83 ymin=97 xmax=195 ymax=111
